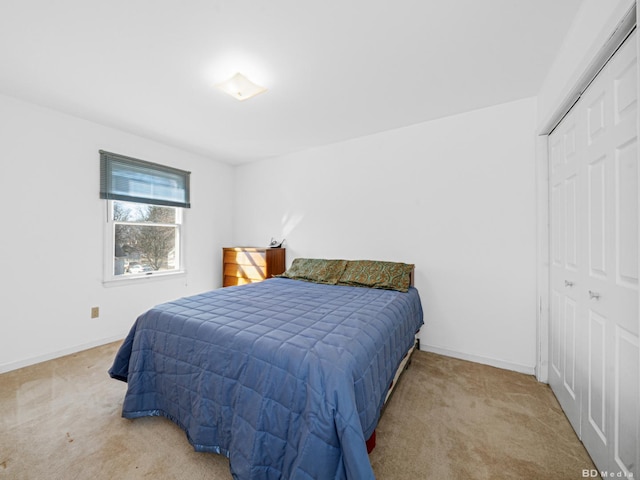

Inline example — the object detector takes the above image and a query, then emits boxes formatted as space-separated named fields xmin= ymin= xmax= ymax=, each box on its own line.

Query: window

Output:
xmin=110 ymin=200 xmax=182 ymax=277
xmin=100 ymin=151 xmax=190 ymax=281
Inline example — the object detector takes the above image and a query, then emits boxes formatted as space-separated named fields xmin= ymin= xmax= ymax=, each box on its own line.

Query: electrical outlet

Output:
xmin=91 ymin=307 xmax=99 ymax=319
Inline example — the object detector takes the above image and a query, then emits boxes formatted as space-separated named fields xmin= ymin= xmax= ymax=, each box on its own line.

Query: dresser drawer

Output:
xmin=223 ymin=263 xmax=266 ymax=280
xmin=223 ymin=275 xmax=253 ymax=287
xmin=223 ymin=250 xmax=267 ymax=267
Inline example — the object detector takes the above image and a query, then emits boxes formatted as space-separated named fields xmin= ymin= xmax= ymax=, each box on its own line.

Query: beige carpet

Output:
xmin=0 ymin=342 xmax=596 ymax=479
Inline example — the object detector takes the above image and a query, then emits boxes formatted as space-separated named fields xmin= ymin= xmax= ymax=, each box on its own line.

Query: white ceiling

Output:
xmin=0 ymin=0 xmax=583 ymax=164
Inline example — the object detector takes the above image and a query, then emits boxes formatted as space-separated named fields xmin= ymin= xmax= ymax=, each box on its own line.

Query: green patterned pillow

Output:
xmin=278 ymin=258 xmax=348 ymax=285
xmin=337 ymin=260 xmax=413 ymax=292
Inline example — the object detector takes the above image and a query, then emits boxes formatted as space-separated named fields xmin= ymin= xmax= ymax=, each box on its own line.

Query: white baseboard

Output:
xmin=421 ymin=344 xmax=536 ymax=376
xmin=0 ymin=335 xmax=125 ymax=374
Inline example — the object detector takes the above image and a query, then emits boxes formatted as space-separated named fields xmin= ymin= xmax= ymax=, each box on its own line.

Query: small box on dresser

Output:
xmin=222 ymin=247 xmax=286 ymax=287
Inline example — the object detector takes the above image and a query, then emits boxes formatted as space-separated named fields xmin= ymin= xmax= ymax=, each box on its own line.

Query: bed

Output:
xmin=109 ymin=258 xmax=424 ymax=479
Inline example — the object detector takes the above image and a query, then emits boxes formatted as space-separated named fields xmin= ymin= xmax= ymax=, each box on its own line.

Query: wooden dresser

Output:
xmin=222 ymin=247 xmax=286 ymax=287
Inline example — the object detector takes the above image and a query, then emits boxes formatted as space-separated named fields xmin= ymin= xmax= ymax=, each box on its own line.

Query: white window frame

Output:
xmin=103 ymin=199 xmax=186 ymax=284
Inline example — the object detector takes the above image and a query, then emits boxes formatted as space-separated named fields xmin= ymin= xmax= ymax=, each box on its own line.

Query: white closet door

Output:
xmin=549 ymin=30 xmax=639 ymax=477
xmin=579 ymin=30 xmax=638 ymax=476
xmin=549 ymin=106 xmax=582 ymax=435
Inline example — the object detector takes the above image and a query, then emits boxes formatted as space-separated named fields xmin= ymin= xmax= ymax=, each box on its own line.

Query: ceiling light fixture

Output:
xmin=215 ymin=72 xmax=267 ymax=101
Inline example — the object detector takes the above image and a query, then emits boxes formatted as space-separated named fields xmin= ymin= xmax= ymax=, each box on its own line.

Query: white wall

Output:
xmin=233 ymin=97 xmax=538 ymax=373
xmin=0 ymin=93 xmax=234 ymax=372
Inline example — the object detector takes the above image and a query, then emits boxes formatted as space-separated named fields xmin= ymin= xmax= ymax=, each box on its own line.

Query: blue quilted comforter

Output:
xmin=109 ymin=278 xmax=423 ymax=479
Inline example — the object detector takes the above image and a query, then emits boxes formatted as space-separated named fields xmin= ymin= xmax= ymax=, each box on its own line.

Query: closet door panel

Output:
xmin=549 ymin=108 xmax=582 ymax=433
xmin=586 ymin=310 xmax=607 ymax=443
xmin=566 ymin=175 xmax=579 ymax=270
xmin=551 ymin=290 xmax=562 ymax=376
xmin=614 ymin=327 xmax=639 ymax=473
xmin=581 ymin=31 xmax=639 ymax=477
xmin=608 ymin=33 xmax=639 ymax=477
xmin=587 ymin=156 xmax=608 ymax=278
xmin=616 ymin=141 xmax=638 ymax=287
xmin=580 ymin=34 xmax=614 ymax=474
xmin=563 ymin=297 xmax=578 ymax=397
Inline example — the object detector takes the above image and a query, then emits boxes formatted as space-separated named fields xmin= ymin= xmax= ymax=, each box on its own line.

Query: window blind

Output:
xmin=100 ymin=150 xmax=191 ymax=208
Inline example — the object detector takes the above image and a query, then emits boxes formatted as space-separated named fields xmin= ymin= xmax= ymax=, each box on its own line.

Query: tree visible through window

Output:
xmin=112 ymin=200 xmax=181 ymax=276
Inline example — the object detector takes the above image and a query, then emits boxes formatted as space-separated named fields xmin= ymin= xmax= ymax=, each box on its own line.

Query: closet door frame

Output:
xmin=536 ymin=1 xmax=637 ymax=384
xmin=536 ymin=2 xmax=639 ymax=473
